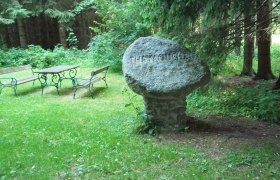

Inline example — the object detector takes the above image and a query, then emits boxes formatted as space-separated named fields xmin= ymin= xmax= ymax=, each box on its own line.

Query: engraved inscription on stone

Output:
xmin=130 ymin=53 xmax=197 ymax=68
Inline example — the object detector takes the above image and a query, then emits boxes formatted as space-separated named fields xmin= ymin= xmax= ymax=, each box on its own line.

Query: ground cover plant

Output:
xmin=0 ymin=65 xmax=279 ymax=179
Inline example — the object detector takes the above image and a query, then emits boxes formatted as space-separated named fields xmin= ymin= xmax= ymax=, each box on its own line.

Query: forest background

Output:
xmin=0 ymin=0 xmax=279 ymax=122
xmin=0 ymin=0 xmax=280 ymax=179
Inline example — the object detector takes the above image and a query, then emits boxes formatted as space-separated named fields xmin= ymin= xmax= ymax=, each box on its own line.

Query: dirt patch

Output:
xmin=220 ymin=76 xmax=257 ymax=86
xmin=219 ymin=75 xmax=277 ymax=88
xmin=157 ymin=115 xmax=280 ymax=158
xmin=156 ymin=76 xmax=279 ymax=157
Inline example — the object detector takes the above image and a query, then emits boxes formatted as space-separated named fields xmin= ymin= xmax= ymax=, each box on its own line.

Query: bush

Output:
xmin=0 ymin=45 xmax=88 ymax=68
xmin=86 ymin=0 xmax=153 ymax=68
xmin=226 ymin=85 xmax=280 ymax=122
xmin=0 ymin=47 xmax=28 ymax=67
xmin=188 ymin=80 xmax=280 ymax=122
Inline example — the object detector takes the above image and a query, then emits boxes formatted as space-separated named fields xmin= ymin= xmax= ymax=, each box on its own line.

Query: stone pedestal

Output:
xmin=122 ymin=36 xmax=210 ymax=127
xmin=144 ymin=96 xmax=187 ymax=126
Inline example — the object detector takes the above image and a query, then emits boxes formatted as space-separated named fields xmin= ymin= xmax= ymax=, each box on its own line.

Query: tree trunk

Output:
xmin=3 ymin=26 xmax=10 ymax=48
xmin=274 ymin=74 xmax=280 ymax=89
xmin=44 ymin=15 xmax=51 ymax=49
xmin=255 ymin=0 xmax=275 ymax=80
xmin=28 ymin=16 xmax=37 ymax=45
xmin=234 ymin=15 xmax=242 ymax=56
xmin=37 ymin=14 xmax=44 ymax=46
xmin=58 ymin=23 xmax=67 ymax=48
xmin=241 ymin=7 xmax=255 ymax=77
xmin=17 ymin=18 xmax=27 ymax=48
xmin=49 ymin=18 xmax=57 ymax=49
xmin=7 ymin=24 xmax=20 ymax=47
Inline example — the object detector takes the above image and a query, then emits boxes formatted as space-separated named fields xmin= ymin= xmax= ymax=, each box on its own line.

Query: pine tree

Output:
xmin=241 ymin=1 xmax=256 ymax=77
xmin=255 ymin=0 xmax=275 ymax=80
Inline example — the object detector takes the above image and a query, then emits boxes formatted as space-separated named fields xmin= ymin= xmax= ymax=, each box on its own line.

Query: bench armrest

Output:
xmin=0 ymin=77 xmax=17 ymax=85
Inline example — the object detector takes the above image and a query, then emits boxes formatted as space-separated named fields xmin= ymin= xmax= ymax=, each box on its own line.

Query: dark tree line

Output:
xmin=0 ymin=0 xmax=99 ymax=49
xmin=1 ymin=15 xmax=59 ymax=49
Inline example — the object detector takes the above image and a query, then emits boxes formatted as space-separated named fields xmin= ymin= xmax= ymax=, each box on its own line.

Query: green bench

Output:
xmin=72 ymin=65 xmax=109 ymax=99
xmin=0 ymin=64 xmax=38 ymax=96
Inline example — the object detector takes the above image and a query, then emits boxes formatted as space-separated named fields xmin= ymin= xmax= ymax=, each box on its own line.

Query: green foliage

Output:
xmin=188 ymin=80 xmax=280 ymax=122
xmin=25 ymin=45 xmax=53 ymax=67
xmin=0 ymin=0 xmax=31 ymax=25
xmin=122 ymin=86 xmax=158 ymax=135
xmin=87 ymin=33 xmax=125 ymax=67
xmin=44 ymin=0 xmax=96 ymax=24
xmin=0 ymin=45 xmax=86 ymax=68
xmin=0 ymin=47 xmax=28 ymax=67
xmin=66 ymin=31 xmax=78 ymax=49
xmin=44 ymin=8 xmax=75 ymax=24
xmin=0 ymin=16 xmax=14 ymax=24
xmin=122 ymin=44 xmax=279 ymax=123
xmin=150 ymin=0 xmax=279 ymax=76
xmin=87 ymin=0 xmax=153 ymax=67
xmin=225 ymin=85 xmax=279 ymax=122
xmin=225 ymin=146 xmax=276 ymax=168
xmin=271 ymin=44 xmax=280 ymax=70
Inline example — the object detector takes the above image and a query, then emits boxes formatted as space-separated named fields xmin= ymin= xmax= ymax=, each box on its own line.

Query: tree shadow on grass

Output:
xmin=3 ymin=86 xmax=42 ymax=97
xmin=59 ymin=86 xmax=107 ymax=99
xmin=158 ymin=115 xmax=280 ymax=157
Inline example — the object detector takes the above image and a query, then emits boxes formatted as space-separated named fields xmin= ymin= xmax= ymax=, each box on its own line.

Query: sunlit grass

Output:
xmin=0 ymin=69 xmax=279 ymax=179
xmin=223 ymin=44 xmax=280 ymax=77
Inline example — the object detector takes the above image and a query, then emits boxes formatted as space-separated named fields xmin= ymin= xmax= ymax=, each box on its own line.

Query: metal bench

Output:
xmin=72 ymin=65 xmax=109 ymax=99
xmin=0 ymin=64 xmax=38 ymax=96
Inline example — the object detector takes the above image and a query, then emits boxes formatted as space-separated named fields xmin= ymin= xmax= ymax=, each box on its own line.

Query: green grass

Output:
xmin=0 ymin=69 xmax=279 ymax=179
xmin=222 ymin=43 xmax=280 ymax=77
xmin=194 ymin=44 xmax=280 ymax=122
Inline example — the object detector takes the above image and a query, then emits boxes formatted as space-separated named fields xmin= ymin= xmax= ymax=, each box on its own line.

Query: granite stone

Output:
xmin=122 ymin=36 xmax=210 ymax=126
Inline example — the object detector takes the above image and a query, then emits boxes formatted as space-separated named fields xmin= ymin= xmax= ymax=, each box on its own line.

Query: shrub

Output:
xmin=0 ymin=47 xmax=28 ymax=66
xmin=86 ymin=0 xmax=153 ymax=68
xmin=0 ymin=45 xmax=93 ymax=68
xmin=188 ymin=80 xmax=280 ymax=122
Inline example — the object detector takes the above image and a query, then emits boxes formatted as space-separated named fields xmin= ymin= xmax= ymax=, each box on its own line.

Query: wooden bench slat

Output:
xmin=73 ymin=66 xmax=109 ymax=99
xmin=17 ymin=76 xmax=38 ymax=85
xmin=1 ymin=76 xmax=37 ymax=85
xmin=78 ymin=77 xmax=101 ymax=87
xmin=0 ymin=64 xmax=37 ymax=96
xmin=91 ymin=65 xmax=109 ymax=76
xmin=0 ymin=65 xmax=32 ymax=75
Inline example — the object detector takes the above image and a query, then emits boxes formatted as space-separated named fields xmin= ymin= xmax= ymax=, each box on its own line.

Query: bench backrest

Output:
xmin=91 ymin=65 xmax=110 ymax=77
xmin=0 ymin=64 xmax=33 ymax=75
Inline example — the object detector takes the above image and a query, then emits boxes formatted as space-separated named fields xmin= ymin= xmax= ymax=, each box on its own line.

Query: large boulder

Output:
xmin=123 ymin=36 xmax=210 ymax=126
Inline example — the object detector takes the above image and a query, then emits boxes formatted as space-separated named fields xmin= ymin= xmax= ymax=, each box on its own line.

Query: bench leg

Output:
xmin=102 ymin=78 xmax=108 ymax=88
xmin=89 ymin=84 xmax=94 ymax=98
xmin=73 ymin=87 xmax=78 ymax=99
xmin=41 ymin=86 xmax=44 ymax=95
xmin=13 ymin=85 xmax=17 ymax=96
xmin=0 ymin=86 xmax=3 ymax=95
xmin=56 ymin=86 xmax=60 ymax=95
xmin=0 ymin=85 xmax=17 ymax=96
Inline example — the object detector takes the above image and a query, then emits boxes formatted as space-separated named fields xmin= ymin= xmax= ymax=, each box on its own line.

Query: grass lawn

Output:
xmin=0 ymin=68 xmax=279 ymax=179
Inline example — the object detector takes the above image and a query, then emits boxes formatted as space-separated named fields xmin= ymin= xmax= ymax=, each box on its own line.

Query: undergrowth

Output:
xmin=122 ymin=86 xmax=158 ymax=136
xmin=188 ymin=80 xmax=280 ymax=122
xmin=0 ymin=43 xmax=279 ymax=124
xmin=0 ymin=45 xmax=120 ymax=71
